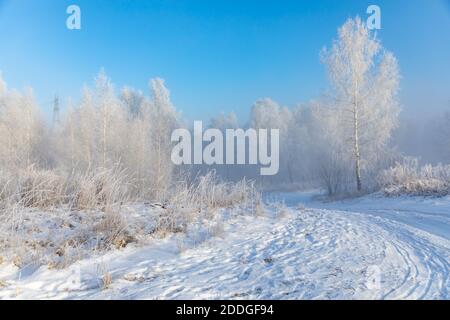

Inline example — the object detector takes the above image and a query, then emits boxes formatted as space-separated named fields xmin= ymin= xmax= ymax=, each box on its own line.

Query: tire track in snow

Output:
xmin=1 ymin=205 xmax=448 ymax=299
xmin=340 ymin=211 xmax=450 ymax=299
xmin=84 ymin=208 xmax=449 ymax=299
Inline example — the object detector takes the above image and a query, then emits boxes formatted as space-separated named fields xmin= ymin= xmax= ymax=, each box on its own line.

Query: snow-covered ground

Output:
xmin=0 ymin=192 xmax=449 ymax=300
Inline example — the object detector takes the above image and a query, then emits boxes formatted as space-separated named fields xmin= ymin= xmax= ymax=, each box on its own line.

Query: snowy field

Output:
xmin=0 ymin=192 xmax=448 ymax=300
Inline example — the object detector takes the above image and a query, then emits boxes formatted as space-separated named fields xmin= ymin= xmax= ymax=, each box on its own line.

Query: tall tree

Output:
xmin=321 ymin=17 xmax=400 ymax=191
xmin=149 ymin=78 xmax=179 ymax=199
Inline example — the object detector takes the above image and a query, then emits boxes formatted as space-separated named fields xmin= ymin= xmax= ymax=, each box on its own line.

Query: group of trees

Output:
xmin=57 ymin=74 xmax=180 ymax=199
xmin=0 ymin=71 xmax=179 ymax=200
xmin=3 ymin=16 xmax=439 ymax=198
xmin=208 ymin=17 xmax=401 ymax=195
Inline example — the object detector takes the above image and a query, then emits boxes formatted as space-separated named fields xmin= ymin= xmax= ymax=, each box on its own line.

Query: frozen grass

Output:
xmin=169 ymin=171 xmax=260 ymax=211
xmin=379 ymin=158 xmax=450 ymax=196
xmin=0 ymin=166 xmax=132 ymax=211
xmin=0 ymin=168 xmax=261 ymax=270
xmin=152 ymin=171 xmax=262 ymax=237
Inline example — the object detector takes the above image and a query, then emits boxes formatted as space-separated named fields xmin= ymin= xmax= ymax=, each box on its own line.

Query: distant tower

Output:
xmin=53 ymin=95 xmax=60 ymax=127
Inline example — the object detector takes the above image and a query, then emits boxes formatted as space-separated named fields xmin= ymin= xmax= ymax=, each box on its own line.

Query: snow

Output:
xmin=271 ymin=191 xmax=450 ymax=241
xmin=0 ymin=193 xmax=449 ymax=300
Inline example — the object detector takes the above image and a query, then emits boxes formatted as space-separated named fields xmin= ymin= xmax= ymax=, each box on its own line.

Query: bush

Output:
xmin=154 ymin=171 xmax=261 ymax=235
xmin=378 ymin=158 xmax=450 ymax=196
xmin=166 ymin=171 xmax=258 ymax=210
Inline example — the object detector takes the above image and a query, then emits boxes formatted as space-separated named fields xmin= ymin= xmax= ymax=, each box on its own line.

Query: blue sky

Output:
xmin=0 ymin=0 xmax=449 ymax=122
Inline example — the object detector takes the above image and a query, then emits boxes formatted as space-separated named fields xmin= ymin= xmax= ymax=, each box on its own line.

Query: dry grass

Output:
xmin=170 ymin=171 xmax=259 ymax=210
xmin=152 ymin=171 xmax=261 ymax=235
xmin=97 ymin=263 xmax=112 ymax=290
xmin=0 ymin=166 xmax=132 ymax=211
xmin=0 ymin=168 xmax=261 ymax=269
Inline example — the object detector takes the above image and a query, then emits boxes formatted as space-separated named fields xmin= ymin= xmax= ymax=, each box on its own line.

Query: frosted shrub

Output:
xmin=18 ymin=167 xmax=67 ymax=208
xmin=0 ymin=167 xmax=67 ymax=209
xmin=169 ymin=171 xmax=259 ymax=211
xmin=379 ymin=158 xmax=450 ymax=196
xmin=152 ymin=171 xmax=261 ymax=235
xmin=68 ymin=167 xmax=132 ymax=211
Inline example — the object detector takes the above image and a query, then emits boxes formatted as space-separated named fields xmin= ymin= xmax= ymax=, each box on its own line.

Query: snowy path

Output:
xmin=0 ymin=196 xmax=449 ymax=299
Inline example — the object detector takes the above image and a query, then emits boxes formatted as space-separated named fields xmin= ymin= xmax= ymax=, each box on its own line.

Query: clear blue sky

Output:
xmin=0 ymin=0 xmax=449 ymax=122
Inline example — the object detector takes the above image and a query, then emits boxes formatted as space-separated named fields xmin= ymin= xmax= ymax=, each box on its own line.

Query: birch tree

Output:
xmin=120 ymin=87 xmax=145 ymax=119
xmin=321 ymin=17 xmax=400 ymax=191
xmin=120 ymin=87 xmax=153 ymax=195
xmin=149 ymin=78 xmax=179 ymax=199
xmin=94 ymin=71 xmax=127 ymax=169
xmin=0 ymin=79 xmax=45 ymax=170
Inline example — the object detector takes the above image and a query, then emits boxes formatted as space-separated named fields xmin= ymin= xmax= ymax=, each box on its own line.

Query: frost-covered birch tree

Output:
xmin=94 ymin=71 xmax=128 ymax=169
xmin=0 ymin=76 xmax=45 ymax=170
xmin=148 ymin=78 xmax=179 ymax=199
xmin=321 ymin=17 xmax=400 ymax=191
